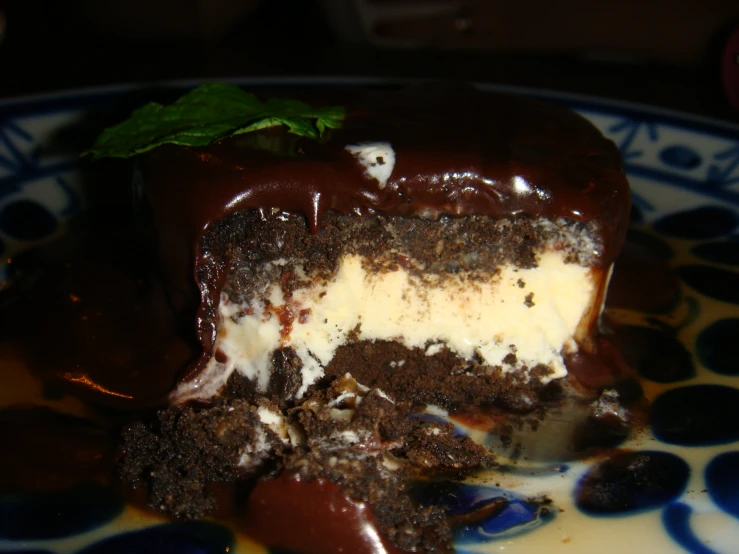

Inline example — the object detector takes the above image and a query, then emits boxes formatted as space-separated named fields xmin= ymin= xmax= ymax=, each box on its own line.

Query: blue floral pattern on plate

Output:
xmin=1 ymin=79 xmax=738 ymax=553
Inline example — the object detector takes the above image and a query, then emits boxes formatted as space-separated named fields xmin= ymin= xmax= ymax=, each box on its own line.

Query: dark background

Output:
xmin=1 ymin=0 xmax=738 ymax=122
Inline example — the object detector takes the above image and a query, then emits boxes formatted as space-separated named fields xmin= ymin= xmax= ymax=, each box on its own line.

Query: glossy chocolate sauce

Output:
xmin=140 ymin=83 xmax=630 ymax=382
xmin=241 ymin=475 xmax=405 ymax=554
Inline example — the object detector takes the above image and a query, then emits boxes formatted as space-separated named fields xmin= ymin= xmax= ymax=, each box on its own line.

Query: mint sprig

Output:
xmin=84 ymin=83 xmax=345 ymax=159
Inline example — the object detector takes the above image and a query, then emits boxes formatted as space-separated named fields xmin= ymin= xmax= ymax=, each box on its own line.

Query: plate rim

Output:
xmin=0 ymin=75 xmax=738 ymax=137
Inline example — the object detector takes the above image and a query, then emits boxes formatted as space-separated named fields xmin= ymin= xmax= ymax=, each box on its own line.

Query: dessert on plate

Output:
xmin=77 ymin=81 xmax=631 ymax=553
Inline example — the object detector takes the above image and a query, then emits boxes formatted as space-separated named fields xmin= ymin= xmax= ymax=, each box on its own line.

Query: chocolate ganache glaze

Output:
xmin=139 ymin=83 xmax=630 ymax=386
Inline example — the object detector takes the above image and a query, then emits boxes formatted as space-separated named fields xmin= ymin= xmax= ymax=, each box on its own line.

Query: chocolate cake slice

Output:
xmin=112 ymin=82 xmax=630 ymax=552
xmin=138 ymin=83 xmax=629 ymax=407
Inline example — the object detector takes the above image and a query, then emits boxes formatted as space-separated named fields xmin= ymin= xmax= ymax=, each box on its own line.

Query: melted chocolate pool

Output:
xmin=241 ymin=475 xmax=405 ymax=554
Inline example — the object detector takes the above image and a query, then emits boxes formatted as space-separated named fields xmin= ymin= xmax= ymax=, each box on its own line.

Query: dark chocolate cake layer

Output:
xmin=210 ymin=209 xmax=600 ymax=301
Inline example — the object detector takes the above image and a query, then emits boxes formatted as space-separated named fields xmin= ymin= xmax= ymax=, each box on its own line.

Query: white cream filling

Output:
xmin=238 ymin=425 xmax=270 ymax=468
xmin=257 ymin=406 xmax=294 ymax=444
xmin=175 ymin=250 xmax=598 ymax=402
xmin=345 ymin=142 xmax=395 ymax=188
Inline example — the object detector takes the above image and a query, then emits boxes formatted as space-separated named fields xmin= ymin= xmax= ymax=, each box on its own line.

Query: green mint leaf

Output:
xmin=84 ymin=83 xmax=346 ymax=159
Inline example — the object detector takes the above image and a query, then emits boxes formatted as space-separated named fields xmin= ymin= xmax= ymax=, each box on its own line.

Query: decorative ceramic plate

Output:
xmin=1 ymin=78 xmax=738 ymax=554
